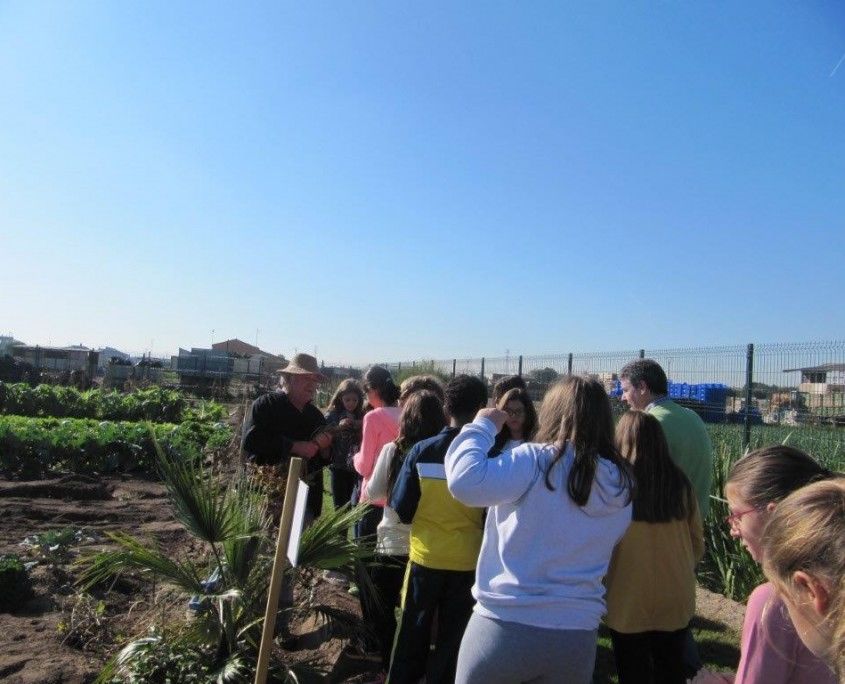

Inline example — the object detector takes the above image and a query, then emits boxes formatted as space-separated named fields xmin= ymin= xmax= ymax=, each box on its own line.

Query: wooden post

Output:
xmin=254 ymin=457 xmax=304 ymax=684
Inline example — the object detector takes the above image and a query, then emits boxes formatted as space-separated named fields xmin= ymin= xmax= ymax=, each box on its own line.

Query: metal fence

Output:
xmin=336 ymin=340 xmax=844 ymax=456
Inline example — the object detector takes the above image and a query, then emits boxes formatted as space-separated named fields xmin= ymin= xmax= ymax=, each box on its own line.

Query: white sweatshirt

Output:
xmin=367 ymin=442 xmax=411 ymax=556
xmin=445 ymin=417 xmax=632 ymax=630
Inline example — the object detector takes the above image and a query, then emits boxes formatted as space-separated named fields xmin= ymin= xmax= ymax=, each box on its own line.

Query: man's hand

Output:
xmin=313 ymin=432 xmax=333 ymax=450
xmin=290 ymin=440 xmax=319 ymax=460
xmin=476 ymin=408 xmax=508 ymax=433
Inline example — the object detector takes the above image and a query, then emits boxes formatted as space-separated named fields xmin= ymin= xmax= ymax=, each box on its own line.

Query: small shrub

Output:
xmin=22 ymin=528 xmax=94 ymax=564
xmin=0 ymin=554 xmax=33 ymax=611
xmin=58 ymin=592 xmax=111 ymax=650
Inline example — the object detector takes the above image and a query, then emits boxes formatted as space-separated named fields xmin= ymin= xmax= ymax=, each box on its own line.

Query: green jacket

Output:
xmin=648 ymin=399 xmax=714 ymax=518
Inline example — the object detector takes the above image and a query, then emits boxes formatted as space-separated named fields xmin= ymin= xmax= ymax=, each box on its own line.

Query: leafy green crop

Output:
xmin=0 ymin=382 xmax=225 ymax=424
xmin=0 ymin=415 xmax=232 ymax=478
xmin=0 ymin=554 xmax=33 ymax=611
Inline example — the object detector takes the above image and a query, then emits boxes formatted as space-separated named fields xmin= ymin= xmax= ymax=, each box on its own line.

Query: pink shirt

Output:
xmin=353 ymin=406 xmax=400 ymax=506
xmin=734 ymin=582 xmax=835 ymax=684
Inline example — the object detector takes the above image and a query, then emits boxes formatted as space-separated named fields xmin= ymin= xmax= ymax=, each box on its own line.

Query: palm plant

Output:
xmin=80 ymin=432 xmax=375 ymax=683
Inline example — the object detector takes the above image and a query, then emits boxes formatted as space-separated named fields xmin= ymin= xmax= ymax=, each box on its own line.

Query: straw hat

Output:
xmin=280 ymin=353 xmax=326 ymax=380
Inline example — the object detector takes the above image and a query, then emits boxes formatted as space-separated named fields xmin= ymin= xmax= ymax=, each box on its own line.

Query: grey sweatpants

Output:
xmin=455 ymin=612 xmax=597 ymax=684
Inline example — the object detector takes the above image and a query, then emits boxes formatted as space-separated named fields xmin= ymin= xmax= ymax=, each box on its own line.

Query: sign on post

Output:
xmin=254 ymin=457 xmax=309 ymax=684
xmin=286 ymin=478 xmax=310 ymax=567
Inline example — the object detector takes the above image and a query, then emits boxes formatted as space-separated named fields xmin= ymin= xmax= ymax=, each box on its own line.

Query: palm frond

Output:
xmin=77 ymin=531 xmax=204 ymax=594
xmin=222 ymin=470 xmax=272 ymax=587
xmin=150 ymin=426 xmax=238 ymax=544
xmin=311 ymin=603 xmax=364 ymax=639
xmin=213 ymin=653 xmax=247 ymax=683
xmin=296 ymin=504 xmax=374 ymax=570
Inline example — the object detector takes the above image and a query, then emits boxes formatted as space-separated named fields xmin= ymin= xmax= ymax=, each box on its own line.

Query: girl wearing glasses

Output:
xmin=691 ymin=445 xmax=836 ymax=684
xmin=489 ymin=387 xmax=538 ymax=456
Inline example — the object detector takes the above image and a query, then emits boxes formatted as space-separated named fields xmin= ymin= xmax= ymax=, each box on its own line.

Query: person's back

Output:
xmin=388 ymin=375 xmax=488 ymax=684
xmin=445 ymin=375 xmax=634 ymax=684
xmin=402 ymin=428 xmax=484 ymax=572
xmin=454 ymin=439 xmax=631 ymax=628
xmin=648 ymin=400 xmax=713 ymax=517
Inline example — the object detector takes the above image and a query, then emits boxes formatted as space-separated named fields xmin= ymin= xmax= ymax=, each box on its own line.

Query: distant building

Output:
xmin=11 ymin=344 xmax=98 ymax=376
xmin=173 ymin=348 xmax=233 ymax=380
xmin=211 ymin=338 xmax=287 ymax=376
xmin=96 ymin=346 xmax=131 ymax=371
xmin=0 ymin=336 xmax=25 ymax=356
xmin=784 ymin=363 xmax=845 ymax=413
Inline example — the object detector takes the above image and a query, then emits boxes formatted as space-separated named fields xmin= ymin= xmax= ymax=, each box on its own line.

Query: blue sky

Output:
xmin=2 ymin=1 xmax=843 ymax=364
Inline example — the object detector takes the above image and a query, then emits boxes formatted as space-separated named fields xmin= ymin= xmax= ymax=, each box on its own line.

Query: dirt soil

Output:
xmin=0 ymin=474 xmax=377 ymax=684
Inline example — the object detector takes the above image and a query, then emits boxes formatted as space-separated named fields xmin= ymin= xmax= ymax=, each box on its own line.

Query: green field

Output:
xmin=707 ymin=422 xmax=843 ymax=469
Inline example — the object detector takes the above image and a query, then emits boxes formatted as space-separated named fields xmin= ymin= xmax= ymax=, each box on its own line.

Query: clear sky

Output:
xmin=2 ymin=1 xmax=843 ymax=365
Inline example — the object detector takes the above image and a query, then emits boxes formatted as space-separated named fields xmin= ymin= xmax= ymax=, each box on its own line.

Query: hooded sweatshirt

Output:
xmin=445 ymin=417 xmax=632 ymax=630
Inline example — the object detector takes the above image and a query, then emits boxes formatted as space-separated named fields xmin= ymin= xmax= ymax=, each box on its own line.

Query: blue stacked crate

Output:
xmin=610 ymin=379 xmax=622 ymax=398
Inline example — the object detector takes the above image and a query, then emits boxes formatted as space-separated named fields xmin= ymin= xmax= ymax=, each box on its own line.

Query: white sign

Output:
xmin=286 ymin=480 xmax=310 ymax=567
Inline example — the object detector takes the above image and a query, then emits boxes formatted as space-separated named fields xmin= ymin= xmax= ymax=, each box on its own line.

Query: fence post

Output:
xmin=517 ymin=355 xmax=523 ymax=377
xmin=743 ymin=343 xmax=754 ymax=451
xmin=480 ymin=357 xmax=485 ymax=382
xmin=567 ymin=353 xmax=573 ymax=376
xmin=398 ymin=362 xmax=401 ymax=374
xmin=639 ymin=349 xmax=645 ymax=359
xmin=452 ymin=359 xmax=456 ymax=378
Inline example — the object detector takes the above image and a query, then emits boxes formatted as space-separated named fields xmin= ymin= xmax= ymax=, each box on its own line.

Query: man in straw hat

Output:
xmin=241 ymin=353 xmax=332 ymax=521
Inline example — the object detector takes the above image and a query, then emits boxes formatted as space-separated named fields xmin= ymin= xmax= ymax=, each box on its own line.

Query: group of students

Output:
xmin=319 ymin=362 xmax=843 ymax=684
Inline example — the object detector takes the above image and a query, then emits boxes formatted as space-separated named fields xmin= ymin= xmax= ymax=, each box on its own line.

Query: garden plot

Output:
xmin=0 ymin=472 xmax=379 ymax=684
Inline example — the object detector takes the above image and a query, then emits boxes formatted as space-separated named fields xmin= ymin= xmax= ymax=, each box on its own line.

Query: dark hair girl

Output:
xmin=605 ymin=410 xmax=702 ymax=683
xmin=490 ymin=387 xmax=538 ymax=457
xmin=327 ymin=378 xmax=365 ymax=418
xmin=387 ymin=390 xmax=447 ymax=493
xmin=614 ymin=410 xmax=692 ymax=522
xmin=363 ymin=365 xmax=401 ymax=407
xmin=324 ymin=378 xmax=365 ymax=510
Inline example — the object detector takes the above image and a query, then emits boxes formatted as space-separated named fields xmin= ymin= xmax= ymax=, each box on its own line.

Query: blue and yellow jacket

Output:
xmin=390 ymin=427 xmax=483 ymax=572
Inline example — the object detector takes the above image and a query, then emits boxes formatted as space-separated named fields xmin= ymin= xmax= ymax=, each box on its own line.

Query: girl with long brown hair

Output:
xmin=445 ymin=375 xmax=633 ymax=684
xmin=605 ymin=410 xmax=703 ymax=684
xmin=489 ymin=387 xmax=537 ymax=456
xmin=324 ymin=378 xmax=365 ymax=510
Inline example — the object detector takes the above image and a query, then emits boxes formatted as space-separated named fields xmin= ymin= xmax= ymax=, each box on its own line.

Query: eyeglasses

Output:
xmin=724 ymin=507 xmax=761 ymax=527
xmin=504 ymin=408 xmax=525 ymax=418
